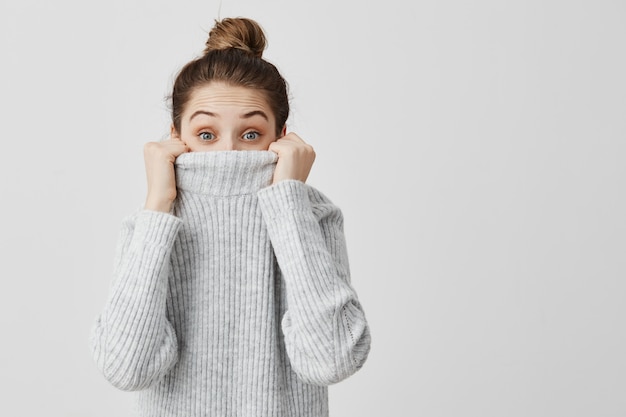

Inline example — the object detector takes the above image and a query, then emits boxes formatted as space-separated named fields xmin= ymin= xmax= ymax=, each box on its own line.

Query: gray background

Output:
xmin=1 ymin=0 xmax=625 ymax=416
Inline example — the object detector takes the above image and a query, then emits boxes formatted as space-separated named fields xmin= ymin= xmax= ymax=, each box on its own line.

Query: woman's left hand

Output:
xmin=269 ymin=132 xmax=316 ymax=184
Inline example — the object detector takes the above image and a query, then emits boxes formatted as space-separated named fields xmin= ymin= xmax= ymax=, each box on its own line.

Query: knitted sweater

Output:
xmin=90 ymin=150 xmax=371 ymax=417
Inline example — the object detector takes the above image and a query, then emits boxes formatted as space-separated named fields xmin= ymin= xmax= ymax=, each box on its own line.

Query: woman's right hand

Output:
xmin=143 ymin=138 xmax=189 ymax=213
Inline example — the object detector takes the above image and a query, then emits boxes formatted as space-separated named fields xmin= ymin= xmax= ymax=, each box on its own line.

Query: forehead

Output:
xmin=185 ymin=82 xmax=272 ymax=116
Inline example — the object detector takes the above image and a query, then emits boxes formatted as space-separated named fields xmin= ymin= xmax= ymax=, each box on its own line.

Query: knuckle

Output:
xmin=144 ymin=142 xmax=157 ymax=155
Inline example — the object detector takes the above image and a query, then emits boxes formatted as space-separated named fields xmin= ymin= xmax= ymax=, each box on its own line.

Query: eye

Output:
xmin=199 ymin=132 xmax=215 ymax=141
xmin=242 ymin=131 xmax=260 ymax=141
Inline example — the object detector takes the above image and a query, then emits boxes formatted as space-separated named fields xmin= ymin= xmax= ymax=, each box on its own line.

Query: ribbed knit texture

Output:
xmin=90 ymin=150 xmax=371 ymax=416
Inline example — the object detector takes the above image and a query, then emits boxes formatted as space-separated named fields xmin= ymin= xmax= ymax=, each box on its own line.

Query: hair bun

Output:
xmin=204 ymin=17 xmax=267 ymax=58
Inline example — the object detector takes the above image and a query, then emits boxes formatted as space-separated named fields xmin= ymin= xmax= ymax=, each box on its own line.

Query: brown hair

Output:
xmin=170 ymin=17 xmax=289 ymax=135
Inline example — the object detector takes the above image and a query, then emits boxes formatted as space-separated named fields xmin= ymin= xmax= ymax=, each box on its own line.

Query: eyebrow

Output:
xmin=241 ymin=110 xmax=269 ymax=121
xmin=188 ymin=110 xmax=269 ymax=122
xmin=189 ymin=110 xmax=216 ymax=121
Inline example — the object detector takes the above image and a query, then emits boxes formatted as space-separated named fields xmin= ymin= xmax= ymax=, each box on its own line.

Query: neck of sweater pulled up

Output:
xmin=174 ymin=150 xmax=278 ymax=197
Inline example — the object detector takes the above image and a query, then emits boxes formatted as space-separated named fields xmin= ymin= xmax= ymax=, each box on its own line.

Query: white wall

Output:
xmin=1 ymin=0 xmax=624 ymax=416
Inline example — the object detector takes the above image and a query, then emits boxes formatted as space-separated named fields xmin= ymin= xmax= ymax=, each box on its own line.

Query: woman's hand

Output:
xmin=269 ymin=132 xmax=316 ymax=184
xmin=143 ymin=138 xmax=189 ymax=213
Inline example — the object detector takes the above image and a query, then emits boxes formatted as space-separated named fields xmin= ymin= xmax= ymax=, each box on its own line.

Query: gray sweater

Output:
xmin=90 ymin=150 xmax=371 ymax=416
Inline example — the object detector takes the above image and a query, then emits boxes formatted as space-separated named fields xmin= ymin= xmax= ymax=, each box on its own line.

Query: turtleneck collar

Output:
xmin=174 ymin=151 xmax=278 ymax=196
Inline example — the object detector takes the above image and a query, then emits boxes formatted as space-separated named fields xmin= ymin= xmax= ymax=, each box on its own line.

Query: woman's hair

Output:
xmin=170 ymin=17 xmax=289 ymax=135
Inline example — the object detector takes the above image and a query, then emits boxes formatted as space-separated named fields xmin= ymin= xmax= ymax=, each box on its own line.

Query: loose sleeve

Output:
xmin=257 ymin=180 xmax=371 ymax=386
xmin=90 ymin=210 xmax=182 ymax=391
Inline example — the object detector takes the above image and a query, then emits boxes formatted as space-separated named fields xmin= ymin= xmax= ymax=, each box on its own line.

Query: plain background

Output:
xmin=1 ymin=0 xmax=625 ymax=416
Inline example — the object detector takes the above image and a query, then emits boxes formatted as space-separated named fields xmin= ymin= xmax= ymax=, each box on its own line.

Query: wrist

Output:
xmin=144 ymin=195 xmax=174 ymax=213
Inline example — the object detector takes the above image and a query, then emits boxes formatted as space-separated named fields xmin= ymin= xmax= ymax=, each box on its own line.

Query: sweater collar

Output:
xmin=174 ymin=150 xmax=278 ymax=196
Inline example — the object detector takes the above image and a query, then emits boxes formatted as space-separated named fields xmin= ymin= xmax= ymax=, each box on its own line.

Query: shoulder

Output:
xmin=258 ymin=180 xmax=344 ymax=224
xmin=304 ymin=182 xmax=332 ymax=204
xmin=305 ymin=183 xmax=344 ymax=224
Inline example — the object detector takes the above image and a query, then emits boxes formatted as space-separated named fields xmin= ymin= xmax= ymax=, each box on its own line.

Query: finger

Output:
xmin=172 ymin=142 xmax=189 ymax=156
xmin=170 ymin=134 xmax=189 ymax=149
xmin=274 ymin=136 xmax=297 ymax=147
xmin=268 ymin=141 xmax=285 ymax=155
xmin=283 ymin=132 xmax=305 ymax=143
xmin=268 ymin=141 xmax=280 ymax=151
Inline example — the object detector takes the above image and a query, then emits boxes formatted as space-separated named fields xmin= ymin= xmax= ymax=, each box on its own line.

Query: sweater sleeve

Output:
xmin=257 ymin=180 xmax=371 ymax=386
xmin=90 ymin=210 xmax=182 ymax=391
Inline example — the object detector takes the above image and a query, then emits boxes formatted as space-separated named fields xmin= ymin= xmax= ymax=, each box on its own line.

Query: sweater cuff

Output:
xmin=132 ymin=210 xmax=182 ymax=248
xmin=257 ymin=179 xmax=311 ymax=218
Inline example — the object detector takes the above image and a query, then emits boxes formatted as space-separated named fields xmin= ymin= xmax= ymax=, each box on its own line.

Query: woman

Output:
xmin=91 ymin=17 xmax=371 ymax=417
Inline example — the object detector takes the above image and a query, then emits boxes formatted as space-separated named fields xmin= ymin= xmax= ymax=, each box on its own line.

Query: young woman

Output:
xmin=91 ymin=17 xmax=371 ymax=417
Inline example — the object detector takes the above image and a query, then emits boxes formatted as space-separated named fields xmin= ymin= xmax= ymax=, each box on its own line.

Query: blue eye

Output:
xmin=199 ymin=132 xmax=215 ymax=141
xmin=243 ymin=131 xmax=260 ymax=141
